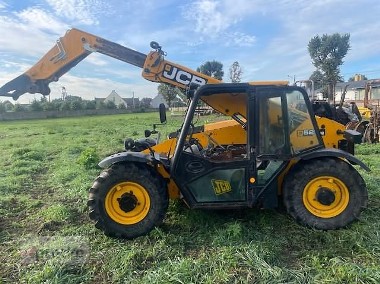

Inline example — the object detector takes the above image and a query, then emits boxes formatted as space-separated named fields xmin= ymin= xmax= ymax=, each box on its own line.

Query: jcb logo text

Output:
xmin=163 ymin=64 xmax=207 ymax=87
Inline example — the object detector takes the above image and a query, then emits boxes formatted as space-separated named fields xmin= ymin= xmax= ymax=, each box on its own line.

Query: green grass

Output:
xmin=0 ymin=113 xmax=379 ymax=283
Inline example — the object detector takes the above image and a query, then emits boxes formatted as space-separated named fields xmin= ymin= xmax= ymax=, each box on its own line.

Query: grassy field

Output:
xmin=0 ymin=112 xmax=379 ymax=283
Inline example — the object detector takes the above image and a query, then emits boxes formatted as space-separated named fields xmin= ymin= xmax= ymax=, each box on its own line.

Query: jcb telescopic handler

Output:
xmin=0 ymin=28 xmax=369 ymax=238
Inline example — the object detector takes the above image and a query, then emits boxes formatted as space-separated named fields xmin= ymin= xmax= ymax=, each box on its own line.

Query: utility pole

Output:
xmin=61 ymin=86 xmax=67 ymax=100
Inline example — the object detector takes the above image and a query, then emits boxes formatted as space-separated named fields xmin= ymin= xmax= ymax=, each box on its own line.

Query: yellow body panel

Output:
xmin=155 ymin=164 xmax=181 ymax=199
xmin=289 ymin=119 xmax=319 ymax=150
xmin=200 ymin=120 xmax=246 ymax=146
xmin=202 ymin=93 xmax=248 ymax=117
xmin=358 ymin=107 xmax=372 ymax=120
xmin=248 ymin=81 xmax=289 ymax=86
xmin=316 ymin=117 xmax=345 ymax=149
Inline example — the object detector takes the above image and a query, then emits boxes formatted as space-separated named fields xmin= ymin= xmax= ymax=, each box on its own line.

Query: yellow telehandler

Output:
xmin=0 ymin=28 xmax=369 ymax=238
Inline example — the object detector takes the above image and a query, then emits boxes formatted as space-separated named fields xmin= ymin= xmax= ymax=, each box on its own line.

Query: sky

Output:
xmin=0 ymin=0 xmax=380 ymax=103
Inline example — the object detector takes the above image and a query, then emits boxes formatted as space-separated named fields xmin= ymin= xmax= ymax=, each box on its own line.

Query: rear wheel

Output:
xmin=88 ymin=163 xmax=168 ymax=238
xmin=283 ymin=158 xmax=367 ymax=230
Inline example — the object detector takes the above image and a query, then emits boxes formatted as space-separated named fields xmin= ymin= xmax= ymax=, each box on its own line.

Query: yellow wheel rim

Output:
xmin=303 ymin=176 xmax=349 ymax=218
xmin=105 ymin=182 xmax=150 ymax=225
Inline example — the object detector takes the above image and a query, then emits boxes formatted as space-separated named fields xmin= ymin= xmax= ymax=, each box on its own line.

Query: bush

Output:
xmin=70 ymin=100 xmax=83 ymax=110
xmin=118 ymin=103 xmax=127 ymax=109
xmin=77 ymin=148 xmax=100 ymax=169
xmin=105 ymin=101 xmax=116 ymax=109
xmin=84 ymin=100 xmax=96 ymax=110
xmin=13 ymin=104 xmax=26 ymax=112
xmin=30 ymin=99 xmax=43 ymax=111
xmin=60 ymin=101 xmax=71 ymax=111
xmin=96 ymin=101 xmax=106 ymax=110
xmin=42 ymin=101 xmax=56 ymax=111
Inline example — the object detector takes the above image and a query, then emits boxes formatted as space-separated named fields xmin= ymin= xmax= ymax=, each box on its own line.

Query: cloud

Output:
xmin=0 ymin=1 xmax=7 ymax=10
xmin=181 ymin=0 xmax=256 ymax=47
xmin=84 ymin=53 xmax=110 ymax=67
xmin=183 ymin=0 xmax=227 ymax=34
xmin=0 ymin=8 xmax=68 ymax=56
xmin=182 ymin=0 xmax=260 ymax=34
xmin=0 ymin=58 xmax=31 ymax=72
xmin=45 ymin=0 xmax=111 ymax=25
xmin=223 ymin=32 xmax=256 ymax=47
xmin=17 ymin=7 xmax=68 ymax=33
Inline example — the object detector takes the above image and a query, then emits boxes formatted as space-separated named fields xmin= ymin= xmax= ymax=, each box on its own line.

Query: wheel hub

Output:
xmin=316 ymin=187 xmax=335 ymax=206
xmin=117 ymin=192 xmax=138 ymax=213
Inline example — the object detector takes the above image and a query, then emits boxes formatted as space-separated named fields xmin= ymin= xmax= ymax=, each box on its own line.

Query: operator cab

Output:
xmin=170 ymin=83 xmax=324 ymax=209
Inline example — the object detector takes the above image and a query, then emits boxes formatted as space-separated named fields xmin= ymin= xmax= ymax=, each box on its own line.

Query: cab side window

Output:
xmin=258 ymin=96 xmax=285 ymax=155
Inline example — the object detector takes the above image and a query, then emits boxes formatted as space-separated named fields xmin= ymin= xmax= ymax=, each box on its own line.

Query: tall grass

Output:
xmin=0 ymin=113 xmax=379 ymax=283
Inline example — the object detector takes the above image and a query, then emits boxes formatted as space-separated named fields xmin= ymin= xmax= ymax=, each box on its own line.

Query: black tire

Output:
xmin=283 ymin=158 xmax=368 ymax=230
xmin=88 ymin=163 xmax=168 ymax=239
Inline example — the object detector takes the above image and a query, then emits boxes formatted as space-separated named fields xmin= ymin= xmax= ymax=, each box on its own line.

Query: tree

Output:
xmin=83 ymin=100 xmax=96 ymax=110
xmin=0 ymin=102 xmax=6 ymax=113
xmin=309 ymin=70 xmax=328 ymax=97
xmin=158 ymin=83 xmax=180 ymax=108
xmin=96 ymin=100 xmax=106 ymax=110
xmin=308 ymin=33 xmax=350 ymax=102
xmin=70 ymin=100 xmax=83 ymax=110
xmin=196 ymin=60 xmax=224 ymax=80
xmin=60 ymin=101 xmax=71 ymax=111
xmin=30 ymin=99 xmax=43 ymax=111
xmin=105 ymin=101 xmax=117 ymax=109
xmin=65 ymin=95 xmax=82 ymax=102
xmin=141 ymin=97 xmax=152 ymax=108
xmin=229 ymin=61 xmax=243 ymax=83
xmin=118 ymin=103 xmax=127 ymax=109
xmin=13 ymin=103 xmax=26 ymax=112
xmin=42 ymin=101 xmax=56 ymax=111
xmin=50 ymin=99 xmax=64 ymax=111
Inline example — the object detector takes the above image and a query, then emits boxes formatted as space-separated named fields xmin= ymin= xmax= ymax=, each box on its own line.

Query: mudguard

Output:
xmin=298 ymin=148 xmax=370 ymax=172
xmin=98 ymin=151 xmax=157 ymax=168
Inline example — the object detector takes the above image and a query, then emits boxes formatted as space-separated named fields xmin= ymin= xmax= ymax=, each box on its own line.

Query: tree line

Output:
xmin=0 ymin=96 xmax=153 ymax=113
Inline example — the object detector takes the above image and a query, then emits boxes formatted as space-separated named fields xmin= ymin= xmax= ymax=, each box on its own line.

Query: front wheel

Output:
xmin=88 ymin=163 xmax=168 ymax=238
xmin=283 ymin=158 xmax=368 ymax=230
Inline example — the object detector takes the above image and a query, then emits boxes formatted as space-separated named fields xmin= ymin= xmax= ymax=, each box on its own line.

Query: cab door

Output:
xmin=249 ymin=86 xmax=324 ymax=208
xmin=170 ymin=86 xmax=254 ymax=208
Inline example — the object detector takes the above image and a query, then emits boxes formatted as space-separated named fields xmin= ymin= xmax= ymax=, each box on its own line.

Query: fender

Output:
xmin=298 ymin=148 xmax=370 ymax=172
xmin=98 ymin=151 xmax=159 ymax=168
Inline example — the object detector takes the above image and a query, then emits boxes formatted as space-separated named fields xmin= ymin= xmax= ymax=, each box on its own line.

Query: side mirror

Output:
xmin=144 ymin=129 xmax=152 ymax=138
xmin=159 ymin=103 xmax=166 ymax=123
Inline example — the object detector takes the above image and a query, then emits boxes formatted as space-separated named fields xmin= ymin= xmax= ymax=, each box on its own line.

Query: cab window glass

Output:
xmin=286 ymin=90 xmax=320 ymax=153
xmin=258 ymin=96 xmax=285 ymax=155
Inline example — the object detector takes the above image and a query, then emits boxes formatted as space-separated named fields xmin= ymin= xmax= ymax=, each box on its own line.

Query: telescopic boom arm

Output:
xmin=0 ymin=28 xmax=219 ymax=100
